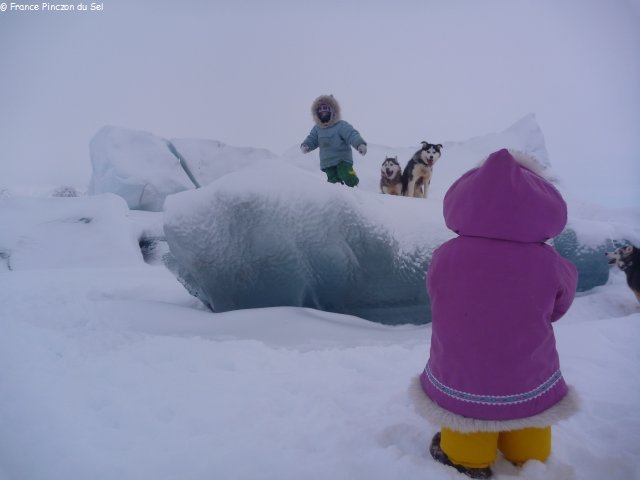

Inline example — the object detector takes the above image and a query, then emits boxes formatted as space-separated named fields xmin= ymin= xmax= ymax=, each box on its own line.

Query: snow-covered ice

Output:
xmin=163 ymin=114 xmax=638 ymax=319
xmin=169 ymin=137 xmax=279 ymax=187
xmin=88 ymin=126 xmax=195 ymax=212
xmin=164 ymin=161 xmax=444 ymax=324
xmin=88 ymin=126 xmax=280 ymax=212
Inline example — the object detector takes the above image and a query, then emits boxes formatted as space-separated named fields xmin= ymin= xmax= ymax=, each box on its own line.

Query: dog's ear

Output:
xmin=421 ymin=141 xmax=428 ymax=146
xmin=436 ymin=144 xmax=443 ymax=149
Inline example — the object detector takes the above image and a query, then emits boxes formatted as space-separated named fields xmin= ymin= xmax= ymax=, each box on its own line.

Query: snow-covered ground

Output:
xmin=0 ymin=259 xmax=639 ymax=480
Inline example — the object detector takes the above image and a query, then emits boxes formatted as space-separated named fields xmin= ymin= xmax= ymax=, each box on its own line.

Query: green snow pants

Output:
xmin=322 ymin=161 xmax=359 ymax=187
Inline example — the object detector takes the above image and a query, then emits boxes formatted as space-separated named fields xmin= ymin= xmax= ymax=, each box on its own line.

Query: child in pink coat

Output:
xmin=412 ymin=149 xmax=579 ymax=478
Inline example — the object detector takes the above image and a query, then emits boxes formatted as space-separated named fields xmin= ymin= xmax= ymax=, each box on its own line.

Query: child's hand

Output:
xmin=300 ymin=144 xmax=310 ymax=154
xmin=357 ymin=144 xmax=367 ymax=156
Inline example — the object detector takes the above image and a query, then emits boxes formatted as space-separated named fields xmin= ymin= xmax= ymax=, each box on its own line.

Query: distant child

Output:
xmin=300 ymin=94 xmax=367 ymax=187
xmin=411 ymin=149 xmax=579 ymax=479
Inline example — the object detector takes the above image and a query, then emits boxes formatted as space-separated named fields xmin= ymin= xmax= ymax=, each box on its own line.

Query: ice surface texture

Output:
xmin=164 ymin=164 xmax=447 ymax=324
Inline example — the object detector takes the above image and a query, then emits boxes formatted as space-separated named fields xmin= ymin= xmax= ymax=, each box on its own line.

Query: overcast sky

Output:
xmin=1 ymin=0 xmax=639 ymax=207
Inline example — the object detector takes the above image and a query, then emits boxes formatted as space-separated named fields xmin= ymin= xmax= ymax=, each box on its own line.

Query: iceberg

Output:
xmin=88 ymin=126 xmax=278 ymax=211
xmin=169 ymin=138 xmax=278 ymax=187
xmin=164 ymin=162 xmax=450 ymax=324
xmin=88 ymin=126 xmax=195 ymax=211
xmin=153 ymin=115 xmax=640 ymax=323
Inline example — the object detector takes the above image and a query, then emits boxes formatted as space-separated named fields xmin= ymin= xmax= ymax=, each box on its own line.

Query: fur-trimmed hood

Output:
xmin=310 ymin=94 xmax=341 ymax=128
xmin=301 ymin=98 xmax=366 ymax=170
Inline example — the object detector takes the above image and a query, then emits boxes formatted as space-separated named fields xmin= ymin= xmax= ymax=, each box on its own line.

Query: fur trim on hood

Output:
xmin=478 ymin=149 xmax=557 ymax=183
xmin=311 ymin=94 xmax=341 ymax=128
xmin=444 ymin=148 xmax=567 ymax=243
xmin=408 ymin=376 xmax=580 ymax=433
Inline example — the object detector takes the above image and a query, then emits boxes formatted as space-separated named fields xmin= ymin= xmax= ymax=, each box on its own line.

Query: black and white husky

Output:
xmin=380 ymin=156 xmax=403 ymax=195
xmin=605 ymin=244 xmax=640 ymax=303
xmin=401 ymin=142 xmax=443 ymax=198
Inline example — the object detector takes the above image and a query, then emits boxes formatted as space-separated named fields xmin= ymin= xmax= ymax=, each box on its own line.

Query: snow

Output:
xmin=0 ymin=257 xmax=639 ymax=480
xmin=1 ymin=116 xmax=639 ymax=480
xmin=0 ymin=194 xmax=142 ymax=270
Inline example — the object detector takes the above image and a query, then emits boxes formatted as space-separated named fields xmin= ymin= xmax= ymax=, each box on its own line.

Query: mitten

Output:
xmin=300 ymin=144 xmax=310 ymax=154
xmin=357 ymin=144 xmax=367 ymax=156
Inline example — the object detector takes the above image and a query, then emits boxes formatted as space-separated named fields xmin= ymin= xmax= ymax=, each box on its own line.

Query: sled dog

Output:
xmin=380 ymin=156 xmax=403 ymax=195
xmin=402 ymin=142 xmax=442 ymax=198
xmin=606 ymin=244 xmax=640 ymax=303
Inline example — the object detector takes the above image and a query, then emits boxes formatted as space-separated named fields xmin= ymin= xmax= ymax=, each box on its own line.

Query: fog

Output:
xmin=1 ymin=0 xmax=638 ymax=207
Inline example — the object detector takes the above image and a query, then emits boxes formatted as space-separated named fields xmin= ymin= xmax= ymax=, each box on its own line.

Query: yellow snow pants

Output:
xmin=441 ymin=426 xmax=551 ymax=468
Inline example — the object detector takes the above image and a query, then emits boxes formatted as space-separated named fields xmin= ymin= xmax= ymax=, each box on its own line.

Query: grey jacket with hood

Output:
xmin=301 ymin=95 xmax=366 ymax=170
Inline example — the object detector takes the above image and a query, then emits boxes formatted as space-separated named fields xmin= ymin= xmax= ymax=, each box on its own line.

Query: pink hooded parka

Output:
xmin=419 ymin=149 xmax=578 ymax=427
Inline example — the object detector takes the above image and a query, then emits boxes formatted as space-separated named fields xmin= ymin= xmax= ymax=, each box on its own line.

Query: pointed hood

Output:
xmin=443 ymin=149 xmax=567 ymax=243
xmin=310 ymin=94 xmax=341 ymax=128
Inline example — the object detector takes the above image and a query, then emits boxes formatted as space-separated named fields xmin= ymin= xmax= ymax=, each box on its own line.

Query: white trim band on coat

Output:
xmin=424 ymin=364 xmax=564 ymax=406
xmin=408 ymin=376 xmax=580 ymax=433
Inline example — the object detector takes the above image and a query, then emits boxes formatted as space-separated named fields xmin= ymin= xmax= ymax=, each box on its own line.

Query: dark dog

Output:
xmin=380 ymin=156 xmax=403 ymax=195
xmin=402 ymin=142 xmax=442 ymax=198
xmin=605 ymin=244 xmax=640 ymax=303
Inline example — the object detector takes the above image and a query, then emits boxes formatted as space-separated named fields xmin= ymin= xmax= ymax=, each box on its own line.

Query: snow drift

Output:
xmin=0 ymin=194 xmax=143 ymax=270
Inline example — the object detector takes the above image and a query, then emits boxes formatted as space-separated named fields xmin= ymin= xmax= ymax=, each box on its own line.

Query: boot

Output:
xmin=430 ymin=432 xmax=493 ymax=479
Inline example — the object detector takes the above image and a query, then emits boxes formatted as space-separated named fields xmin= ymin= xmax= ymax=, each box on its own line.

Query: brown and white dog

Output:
xmin=605 ymin=244 xmax=640 ymax=303
xmin=379 ymin=156 xmax=403 ymax=195
xmin=402 ymin=142 xmax=443 ymax=198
